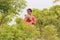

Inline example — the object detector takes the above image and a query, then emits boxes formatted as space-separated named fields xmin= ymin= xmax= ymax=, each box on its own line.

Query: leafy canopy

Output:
xmin=0 ymin=0 xmax=26 ymax=25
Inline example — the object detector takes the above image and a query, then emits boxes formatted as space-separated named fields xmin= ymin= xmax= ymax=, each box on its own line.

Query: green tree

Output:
xmin=50 ymin=5 xmax=60 ymax=38
xmin=0 ymin=0 xmax=26 ymax=25
xmin=32 ymin=5 xmax=60 ymax=40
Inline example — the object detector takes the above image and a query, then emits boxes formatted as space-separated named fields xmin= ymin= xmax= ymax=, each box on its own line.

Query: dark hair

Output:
xmin=27 ymin=8 xmax=32 ymax=12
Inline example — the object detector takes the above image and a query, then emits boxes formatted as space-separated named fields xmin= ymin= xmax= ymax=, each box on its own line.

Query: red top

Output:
xmin=24 ymin=16 xmax=36 ymax=24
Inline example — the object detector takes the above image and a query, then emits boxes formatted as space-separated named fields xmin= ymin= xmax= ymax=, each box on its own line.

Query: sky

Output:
xmin=9 ymin=0 xmax=60 ymax=25
xmin=25 ymin=0 xmax=60 ymax=9
xmin=20 ymin=0 xmax=60 ymax=18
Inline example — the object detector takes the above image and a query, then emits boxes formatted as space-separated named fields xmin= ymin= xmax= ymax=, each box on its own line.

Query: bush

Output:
xmin=0 ymin=18 xmax=40 ymax=40
xmin=42 ymin=25 xmax=59 ymax=40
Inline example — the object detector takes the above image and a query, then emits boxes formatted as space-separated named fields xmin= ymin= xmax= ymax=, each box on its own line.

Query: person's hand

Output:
xmin=25 ymin=14 xmax=31 ymax=18
xmin=29 ymin=20 xmax=33 ymax=25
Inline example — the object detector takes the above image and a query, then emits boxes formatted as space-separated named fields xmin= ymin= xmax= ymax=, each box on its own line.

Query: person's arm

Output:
xmin=30 ymin=16 xmax=36 ymax=25
xmin=24 ymin=16 xmax=27 ymax=22
xmin=32 ymin=17 xmax=36 ymax=25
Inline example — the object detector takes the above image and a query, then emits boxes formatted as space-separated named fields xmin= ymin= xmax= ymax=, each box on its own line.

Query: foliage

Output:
xmin=0 ymin=0 xmax=26 ymax=25
xmin=32 ymin=5 xmax=60 ymax=39
xmin=0 ymin=0 xmax=60 ymax=40
xmin=0 ymin=18 xmax=40 ymax=40
xmin=15 ymin=17 xmax=40 ymax=40
xmin=43 ymin=25 xmax=59 ymax=40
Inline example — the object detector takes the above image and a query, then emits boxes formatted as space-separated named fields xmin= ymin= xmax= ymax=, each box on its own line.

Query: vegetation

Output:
xmin=32 ymin=5 xmax=60 ymax=40
xmin=0 ymin=0 xmax=26 ymax=25
xmin=0 ymin=18 xmax=40 ymax=40
xmin=0 ymin=0 xmax=60 ymax=40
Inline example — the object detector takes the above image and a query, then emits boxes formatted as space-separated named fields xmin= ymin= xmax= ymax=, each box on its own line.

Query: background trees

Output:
xmin=32 ymin=5 xmax=60 ymax=40
xmin=0 ymin=0 xmax=26 ymax=25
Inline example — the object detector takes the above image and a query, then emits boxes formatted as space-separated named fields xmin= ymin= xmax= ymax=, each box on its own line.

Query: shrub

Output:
xmin=42 ymin=25 xmax=59 ymax=40
xmin=0 ymin=18 xmax=40 ymax=40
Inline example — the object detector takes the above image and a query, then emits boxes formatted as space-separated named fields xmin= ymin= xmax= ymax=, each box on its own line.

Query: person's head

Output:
xmin=27 ymin=8 xmax=32 ymax=15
